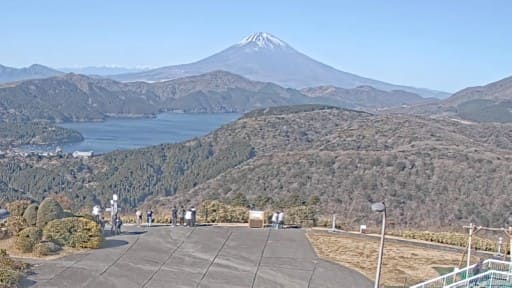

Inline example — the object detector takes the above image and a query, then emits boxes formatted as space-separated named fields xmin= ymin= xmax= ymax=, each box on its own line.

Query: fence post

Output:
xmin=466 ymin=223 xmax=474 ymax=269
xmin=508 ymin=226 xmax=512 ymax=282
xmin=331 ymin=214 xmax=336 ymax=231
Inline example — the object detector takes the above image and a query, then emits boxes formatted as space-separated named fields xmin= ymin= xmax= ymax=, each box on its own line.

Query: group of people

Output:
xmin=171 ymin=206 xmax=196 ymax=227
xmin=91 ymin=205 xmax=121 ymax=234
xmin=135 ymin=209 xmax=154 ymax=227
xmin=112 ymin=213 xmax=123 ymax=234
xmin=271 ymin=211 xmax=285 ymax=229
xmin=132 ymin=207 xmax=285 ymax=229
xmin=134 ymin=206 xmax=197 ymax=227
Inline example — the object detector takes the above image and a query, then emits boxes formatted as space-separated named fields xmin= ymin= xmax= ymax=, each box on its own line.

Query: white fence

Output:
xmin=445 ymin=270 xmax=512 ymax=288
xmin=410 ymin=259 xmax=512 ymax=288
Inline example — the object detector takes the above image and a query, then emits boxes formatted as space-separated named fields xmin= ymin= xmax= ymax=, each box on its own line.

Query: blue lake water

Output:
xmin=53 ymin=113 xmax=240 ymax=154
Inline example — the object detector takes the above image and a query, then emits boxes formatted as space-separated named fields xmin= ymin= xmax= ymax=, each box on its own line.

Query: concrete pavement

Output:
xmin=22 ymin=225 xmax=372 ymax=288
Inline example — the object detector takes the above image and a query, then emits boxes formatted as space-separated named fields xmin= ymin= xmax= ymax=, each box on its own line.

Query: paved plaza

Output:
xmin=22 ymin=225 xmax=372 ymax=288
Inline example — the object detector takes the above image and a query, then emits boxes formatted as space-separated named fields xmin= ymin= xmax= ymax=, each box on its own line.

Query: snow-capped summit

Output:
xmin=238 ymin=32 xmax=288 ymax=49
xmin=112 ymin=32 xmax=448 ymax=98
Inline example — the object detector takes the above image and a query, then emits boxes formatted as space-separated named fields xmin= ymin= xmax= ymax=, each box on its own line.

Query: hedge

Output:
xmin=43 ymin=217 xmax=102 ymax=249
xmin=6 ymin=216 xmax=28 ymax=236
xmin=36 ymin=198 xmax=64 ymax=229
xmin=15 ymin=227 xmax=42 ymax=253
xmin=22 ymin=204 xmax=39 ymax=227
xmin=6 ymin=200 xmax=31 ymax=217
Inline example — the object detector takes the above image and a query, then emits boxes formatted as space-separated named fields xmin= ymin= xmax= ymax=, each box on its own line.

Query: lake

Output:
xmin=51 ymin=113 xmax=240 ymax=154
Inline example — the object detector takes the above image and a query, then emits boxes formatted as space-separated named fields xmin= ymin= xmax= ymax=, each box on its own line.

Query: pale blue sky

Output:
xmin=1 ymin=0 xmax=511 ymax=92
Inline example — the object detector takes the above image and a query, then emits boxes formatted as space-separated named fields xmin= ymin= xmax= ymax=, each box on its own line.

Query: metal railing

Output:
xmin=445 ymin=270 xmax=512 ymax=288
xmin=410 ymin=259 xmax=512 ymax=288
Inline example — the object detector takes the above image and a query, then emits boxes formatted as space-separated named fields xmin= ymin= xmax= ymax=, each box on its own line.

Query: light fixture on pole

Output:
xmin=110 ymin=194 xmax=119 ymax=229
xmin=371 ymin=202 xmax=386 ymax=288
xmin=498 ymin=237 xmax=503 ymax=257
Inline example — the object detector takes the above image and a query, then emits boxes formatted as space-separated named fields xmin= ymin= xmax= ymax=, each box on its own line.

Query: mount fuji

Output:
xmin=112 ymin=32 xmax=448 ymax=98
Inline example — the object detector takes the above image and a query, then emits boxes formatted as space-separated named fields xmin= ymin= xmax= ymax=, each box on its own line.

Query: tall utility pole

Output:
xmin=464 ymin=223 xmax=475 ymax=269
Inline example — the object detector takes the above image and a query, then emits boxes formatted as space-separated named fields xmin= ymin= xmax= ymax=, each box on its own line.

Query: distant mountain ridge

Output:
xmin=0 ymin=64 xmax=63 ymax=83
xmin=300 ymin=85 xmax=436 ymax=111
xmin=0 ymin=71 xmax=311 ymax=122
xmin=445 ymin=75 xmax=512 ymax=105
xmin=112 ymin=32 xmax=449 ymax=99
xmin=59 ymin=66 xmax=150 ymax=76
xmin=395 ymin=75 xmax=512 ymax=123
xmin=0 ymin=71 xmax=428 ymax=122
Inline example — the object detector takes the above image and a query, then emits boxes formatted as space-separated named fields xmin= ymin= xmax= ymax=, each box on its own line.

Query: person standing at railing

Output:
xmin=136 ymin=210 xmax=142 ymax=226
xmin=180 ymin=206 xmax=186 ymax=226
xmin=185 ymin=208 xmax=192 ymax=227
xmin=472 ymin=258 xmax=484 ymax=275
xmin=171 ymin=206 xmax=178 ymax=227
xmin=191 ymin=207 xmax=196 ymax=227
xmin=470 ymin=258 xmax=485 ymax=286
xmin=147 ymin=209 xmax=153 ymax=227
xmin=278 ymin=211 xmax=285 ymax=229
xmin=271 ymin=212 xmax=278 ymax=229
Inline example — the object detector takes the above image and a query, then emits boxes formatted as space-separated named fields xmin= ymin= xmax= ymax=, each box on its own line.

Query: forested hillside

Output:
xmin=394 ymin=75 xmax=512 ymax=123
xmin=301 ymin=85 xmax=433 ymax=111
xmin=0 ymin=71 xmax=427 ymax=122
xmin=0 ymin=121 xmax=83 ymax=149
xmin=0 ymin=139 xmax=254 ymax=210
xmin=1 ymin=105 xmax=512 ymax=229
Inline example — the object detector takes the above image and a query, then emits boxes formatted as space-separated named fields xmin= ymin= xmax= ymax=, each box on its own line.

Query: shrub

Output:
xmin=6 ymin=200 xmax=31 ymax=217
xmin=198 ymin=200 xmax=248 ymax=223
xmin=388 ymin=231 xmax=498 ymax=252
xmin=0 ymin=249 xmax=29 ymax=271
xmin=0 ymin=249 xmax=30 ymax=287
xmin=197 ymin=201 xmax=317 ymax=226
xmin=76 ymin=214 xmax=97 ymax=223
xmin=43 ymin=217 xmax=102 ymax=249
xmin=36 ymin=198 xmax=64 ymax=229
xmin=6 ymin=216 xmax=28 ymax=236
xmin=285 ymin=206 xmax=317 ymax=227
xmin=0 ymin=269 xmax=22 ymax=287
xmin=32 ymin=243 xmax=51 ymax=257
xmin=15 ymin=227 xmax=42 ymax=253
xmin=23 ymin=204 xmax=39 ymax=226
xmin=0 ymin=228 xmax=8 ymax=240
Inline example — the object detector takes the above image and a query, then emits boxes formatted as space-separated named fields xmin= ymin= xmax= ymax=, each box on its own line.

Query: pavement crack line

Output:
xmin=99 ymin=235 xmax=142 ymax=276
xmin=195 ymin=229 xmax=234 ymax=288
xmin=250 ymin=228 xmax=272 ymax=288
xmin=258 ymin=265 xmax=314 ymax=272
xmin=141 ymin=227 xmax=196 ymax=288
xmin=44 ymin=252 xmax=89 ymax=282
xmin=307 ymin=262 xmax=318 ymax=288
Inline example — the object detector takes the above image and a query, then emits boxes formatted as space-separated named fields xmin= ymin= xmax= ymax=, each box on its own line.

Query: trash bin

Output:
xmin=249 ymin=211 xmax=265 ymax=228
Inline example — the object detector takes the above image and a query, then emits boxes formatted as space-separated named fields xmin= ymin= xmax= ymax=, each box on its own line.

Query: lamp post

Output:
xmin=371 ymin=202 xmax=386 ymax=288
xmin=498 ymin=237 xmax=503 ymax=258
xmin=110 ymin=194 xmax=118 ymax=225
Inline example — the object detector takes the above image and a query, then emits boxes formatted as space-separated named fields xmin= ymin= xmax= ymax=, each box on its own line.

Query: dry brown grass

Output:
xmin=0 ymin=237 xmax=84 ymax=260
xmin=307 ymin=231 xmax=477 ymax=287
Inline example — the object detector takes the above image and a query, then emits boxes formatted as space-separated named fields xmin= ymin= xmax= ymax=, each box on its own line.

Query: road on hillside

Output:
xmin=22 ymin=226 xmax=372 ymax=288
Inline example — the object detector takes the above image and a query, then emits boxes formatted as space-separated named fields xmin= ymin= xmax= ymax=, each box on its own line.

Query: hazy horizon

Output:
xmin=2 ymin=0 xmax=511 ymax=92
